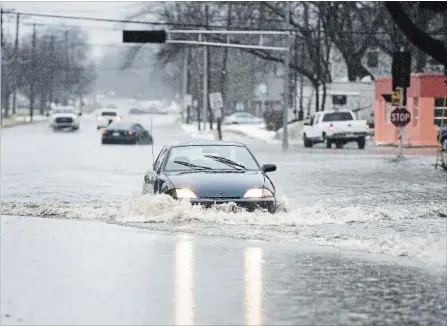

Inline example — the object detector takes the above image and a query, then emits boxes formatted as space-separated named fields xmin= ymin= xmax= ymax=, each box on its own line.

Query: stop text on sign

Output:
xmin=390 ymin=107 xmax=411 ymax=127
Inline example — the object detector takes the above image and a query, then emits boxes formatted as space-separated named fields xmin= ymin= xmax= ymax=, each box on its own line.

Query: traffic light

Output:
xmin=367 ymin=51 xmax=379 ymax=68
xmin=122 ymin=30 xmax=167 ymax=43
xmin=392 ymin=51 xmax=411 ymax=90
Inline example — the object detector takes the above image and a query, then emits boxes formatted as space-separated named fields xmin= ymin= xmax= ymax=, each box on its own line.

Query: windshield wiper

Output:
xmin=204 ymin=155 xmax=247 ymax=171
xmin=173 ymin=160 xmax=212 ymax=170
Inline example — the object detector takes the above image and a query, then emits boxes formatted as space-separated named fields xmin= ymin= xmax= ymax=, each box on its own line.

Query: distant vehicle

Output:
xmin=129 ymin=108 xmax=147 ymax=115
xmin=148 ymin=105 xmax=168 ymax=115
xmin=302 ymin=109 xmax=370 ymax=149
xmin=49 ymin=106 xmax=81 ymax=131
xmin=128 ymin=106 xmax=168 ymax=115
xmin=101 ymin=121 xmax=153 ymax=145
xmin=223 ymin=112 xmax=264 ymax=125
xmin=437 ymin=126 xmax=447 ymax=171
xmin=142 ymin=140 xmax=278 ymax=213
xmin=96 ymin=108 xmax=121 ymax=130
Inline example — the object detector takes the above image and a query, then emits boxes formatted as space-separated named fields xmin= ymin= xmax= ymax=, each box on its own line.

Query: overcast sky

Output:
xmin=2 ymin=1 xmax=153 ymax=60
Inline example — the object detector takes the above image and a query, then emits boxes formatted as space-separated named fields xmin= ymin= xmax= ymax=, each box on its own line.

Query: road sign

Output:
xmin=209 ymin=92 xmax=223 ymax=110
xmin=390 ymin=106 xmax=411 ymax=127
xmin=184 ymin=94 xmax=192 ymax=107
xmin=391 ymin=91 xmax=400 ymax=106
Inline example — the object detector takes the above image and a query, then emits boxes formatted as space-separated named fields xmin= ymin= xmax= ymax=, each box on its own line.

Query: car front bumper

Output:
xmin=189 ymin=197 xmax=276 ymax=212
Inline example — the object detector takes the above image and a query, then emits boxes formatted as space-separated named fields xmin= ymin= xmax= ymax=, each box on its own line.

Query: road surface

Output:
xmin=1 ymin=111 xmax=446 ymax=325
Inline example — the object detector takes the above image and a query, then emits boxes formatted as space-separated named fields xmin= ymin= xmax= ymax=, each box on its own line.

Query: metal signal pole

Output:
xmin=182 ymin=47 xmax=188 ymax=123
xmin=12 ymin=13 xmax=19 ymax=115
xmin=282 ymin=1 xmax=291 ymax=150
xmin=202 ymin=36 xmax=208 ymax=131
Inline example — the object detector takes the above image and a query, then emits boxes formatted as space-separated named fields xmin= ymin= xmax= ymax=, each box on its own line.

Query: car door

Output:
xmin=153 ymin=148 xmax=169 ymax=193
xmin=134 ymin=123 xmax=150 ymax=142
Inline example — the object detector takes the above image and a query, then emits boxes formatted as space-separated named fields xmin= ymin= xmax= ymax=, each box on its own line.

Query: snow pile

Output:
xmin=180 ymin=121 xmax=306 ymax=145
xmin=275 ymin=121 xmax=305 ymax=142
xmin=223 ymin=124 xmax=277 ymax=143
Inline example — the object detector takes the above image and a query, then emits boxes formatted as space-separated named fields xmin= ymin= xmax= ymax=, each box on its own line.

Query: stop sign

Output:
xmin=390 ymin=107 xmax=411 ymax=127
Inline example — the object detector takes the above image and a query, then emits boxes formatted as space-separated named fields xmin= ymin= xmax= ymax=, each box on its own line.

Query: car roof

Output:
xmin=99 ymin=108 xmax=118 ymax=112
xmin=107 ymin=121 xmax=134 ymax=128
xmin=167 ymin=140 xmax=246 ymax=148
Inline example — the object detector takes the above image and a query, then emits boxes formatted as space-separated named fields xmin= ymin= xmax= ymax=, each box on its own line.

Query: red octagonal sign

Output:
xmin=390 ymin=106 xmax=411 ymax=127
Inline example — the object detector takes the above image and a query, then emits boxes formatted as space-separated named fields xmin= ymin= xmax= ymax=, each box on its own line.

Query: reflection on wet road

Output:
xmin=1 ymin=216 xmax=446 ymax=325
xmin=1 ymin=112 xmax=446 ymax=325
xmin=175 ymin=235 xmax=194 ymax=326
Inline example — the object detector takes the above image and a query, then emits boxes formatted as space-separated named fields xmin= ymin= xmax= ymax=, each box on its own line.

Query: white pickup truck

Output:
xmin=49 ymin=106 xmax=81 ymax=131
xmin=302 ymin=110 xmax=370 ymax=149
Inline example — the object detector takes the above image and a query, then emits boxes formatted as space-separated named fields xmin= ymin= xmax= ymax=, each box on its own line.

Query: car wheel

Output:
xmin=97 ymin=126 xmax=100 ymax=130
xmin=101 ymin=140 xmax=108 ymax=145
xmin=303 ymin=134 xmax=313 ymax=148
xmin=335 ymin=140 xmax=344 ymax=149
xmin=326 ymin=140 xmax=332 ymax=149
xmin=357 ymin=137 xmax=366 ymax=149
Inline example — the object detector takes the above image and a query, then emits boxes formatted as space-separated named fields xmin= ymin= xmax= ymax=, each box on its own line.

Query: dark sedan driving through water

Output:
xmin=142 ymin=141 xmax=278 ymax=213
xmin=101 ymin=122 xmax=153 ymax=145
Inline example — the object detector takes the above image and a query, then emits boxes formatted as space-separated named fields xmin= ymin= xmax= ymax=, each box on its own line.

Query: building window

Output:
xmin=434 ymin=97 xmax=447 ymax=127
xmin=385 ymin=101 xmax=391 ymax=123
xmin=413 ymin=97 xmax=419 ymax=127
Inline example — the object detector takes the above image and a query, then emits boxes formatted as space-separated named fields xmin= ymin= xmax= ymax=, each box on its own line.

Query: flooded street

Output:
xmin=1 ymin=113 xmax=446 ymax=325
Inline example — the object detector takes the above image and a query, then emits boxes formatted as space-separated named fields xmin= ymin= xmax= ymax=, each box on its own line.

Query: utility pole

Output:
xmin=181 ymin=47 xmax=188 ymax=123
xmin=205 ymin=4 xmax=212 ymax=130
xmin=202 ymin=43 xmax=208 ymax=132
xmin=282 ymin=2 xmax=291 ymax=151
xmin=12 ymin=13 xmax=19 ymax=115
xmin=64 ymin=29 xmax=69 ymax=105
xmin=48 ymin=35 xmax=55 ymax=109
xmin=0 ymin=8 xmax=4 ymax=125
xmin=29 ymin=23 xmax=36 ymax=122
xmin=299 ymin=40 xmax=304 ymax=120
xmin=220 ymin=3 xmax=232 ymax=113
xmin=202 ymin=5 xmax=209 ymax=132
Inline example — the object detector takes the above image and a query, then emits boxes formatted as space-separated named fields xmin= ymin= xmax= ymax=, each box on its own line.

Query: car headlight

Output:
xmin=174 ymin=188 xmax=197 ymax=199
xmin=243 ymin=188 xmax=273 ymax=198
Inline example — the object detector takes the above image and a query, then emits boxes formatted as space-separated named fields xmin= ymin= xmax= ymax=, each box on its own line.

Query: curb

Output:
xmin=0 ymin=119 xmax=48 ymax=129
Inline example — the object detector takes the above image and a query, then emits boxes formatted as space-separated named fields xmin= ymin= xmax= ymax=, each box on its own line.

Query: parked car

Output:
xmin=437 ymin=125 xmax=447 ymax=169
xmin=49 ymin=106 xmax=81 ymax=131
xmin=223 ymin=112 xmax=264 ymax=125
xmin=438 ymin=125 xmax=447 ymax=151
xmin=302 ymin=109 xmax=370 ymax=149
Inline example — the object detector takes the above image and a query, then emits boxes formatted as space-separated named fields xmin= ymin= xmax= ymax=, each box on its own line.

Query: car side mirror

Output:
xmin=262 ymin=164 xmax=277 ymax=173
xmin=144 ymin=171 xmax=156 ymax=184
xmin=78 ymin=112 xmax=82 ymax=116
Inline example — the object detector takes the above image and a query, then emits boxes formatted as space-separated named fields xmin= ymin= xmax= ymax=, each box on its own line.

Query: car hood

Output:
xmin=166 ymin=171 xmax=266 ymax=198
xmin=52 ymin=113 xmax=77 ymax=119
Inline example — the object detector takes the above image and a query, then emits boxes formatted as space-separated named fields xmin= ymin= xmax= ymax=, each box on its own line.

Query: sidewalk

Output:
xmin=1 ymin=115 xmax=48 ymax=128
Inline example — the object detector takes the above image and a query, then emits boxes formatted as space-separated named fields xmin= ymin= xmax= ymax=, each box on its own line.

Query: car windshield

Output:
xmin=101 ymin=111 xmax=117 ymax=116
xmin=164 ymin=145 xmax=260 ymax=172
xmin=53 ymin=108 xmax=75 ymax=114
xmin=107 ymin=122 xmax=131 ymax=129
xmin=322 ymin=112 xmax=354 ymax=122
